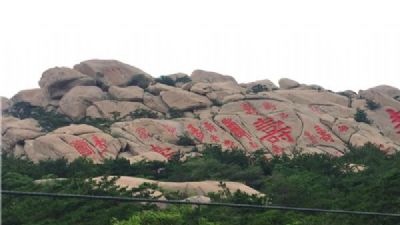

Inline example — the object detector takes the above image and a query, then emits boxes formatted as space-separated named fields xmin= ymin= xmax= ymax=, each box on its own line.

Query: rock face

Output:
xmin=160 ymin=89 xmax=212 ymax=111
xmin=96 ymin=176 xmax=262 ymax=197
xmin=59 ymin=86 xmax=107 ymax=120
xmin=2 ymin=59 xmax=400 ymax=164
xmin=278 ymin=78 xmax=300 ymax=89
xmin=74 ymin=59 xmax=153 ymax=88
xmin=108 ymin=86 xmax=144 ymax=101
xmin=39 ymin=67 xmax=95 ymax=99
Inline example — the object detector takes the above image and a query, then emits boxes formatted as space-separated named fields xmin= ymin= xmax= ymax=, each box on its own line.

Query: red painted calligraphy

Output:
xmin=262 ymin=101 xmax=277 ymax=111
xmin=92 ymin=135 xmax=108 ymax=157
xmin=187 ymin=124 xmax=204 ymax=142
xmin=136 ymin=127 xmax=150 ymax=140
xmin=70 ymin=139 xmax=95 ymax=157
xmin=272 ymin=145 xmax=284 ymax=155
xmin=202 ymin=121 xmax=217 ymax=133
xmin=253 ymin=117 xmax=294 ymax=144
xmin=241 ymin=102 xmax=258 ymax=115
xmin=304 ymin=131 xmax=318 ymax=144
xmin=338 ymin=125 xmax=349 ymax=133
xmin=221 ymin=118 xmax=252 ymax=139
xmin=309 ymin=105 xmax=322 ymax=114
xmin=150 ymin=144 xmax=175 ymax=159
xmin=223 ymin=139 xmax=235 ymax=149
xmin=210 ymin=135 xmax=220 ymax=142
xmin=314 ymin=125 xmax=334 ymax=142
xmin=161 ymin=124 xmax=177 ymax=136
xmin=386 ymin=108 xmax=400 ymax=134
xmin=278 ymin=112 xmax=289 ymax=119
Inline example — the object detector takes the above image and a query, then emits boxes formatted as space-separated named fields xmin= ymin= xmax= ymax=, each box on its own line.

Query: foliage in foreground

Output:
xmin=2 ymin=144 xmax=400 ymax=225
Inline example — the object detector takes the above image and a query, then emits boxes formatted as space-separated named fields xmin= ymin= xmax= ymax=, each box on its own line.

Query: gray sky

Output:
xmin=1 ymin=0 xmax=400 ymax=98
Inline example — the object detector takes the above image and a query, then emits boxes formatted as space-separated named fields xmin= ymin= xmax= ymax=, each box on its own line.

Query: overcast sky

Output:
xmin=1 ymin=0 xmax=399 ymax=98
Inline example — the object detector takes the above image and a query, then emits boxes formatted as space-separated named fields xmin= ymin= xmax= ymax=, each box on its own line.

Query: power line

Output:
xmin=2 ymin=190 xmax=400 ymax=217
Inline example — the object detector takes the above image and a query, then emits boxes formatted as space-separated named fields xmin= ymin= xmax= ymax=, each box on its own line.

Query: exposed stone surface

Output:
xmin=108 ymin=86 xmax=144 ymax=101
xmin=1 ymin=97 xmax=11 ymax=112
xmin=39 ymin=67 xmax=95 ymax=99
xmin=278 ymin=78 xmax=300 ymax=89
xmin=74 ymin=59 xmax=153 ymax=88
xmin=98 ymin=176 xmax=262 ymax=197
xmin=59 ymin=86 xmax=107 ymax=120
xmin=3 ymin=59 xmax=400 ymax=163
xmin=191 ymin=70 xmax=237 ymax=84
xmin=1 ymin=116 xmax=44 ymax=153
xmin=160 ymin=89 xmax=212 ymax=111
xmin=86 ymin=100 xmax=157 ymax=120
xmin=11 ymin=88 xmax=51 ymax=108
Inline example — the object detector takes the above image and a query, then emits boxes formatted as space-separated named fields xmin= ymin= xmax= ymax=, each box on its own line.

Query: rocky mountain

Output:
xmin=2 ymin=59 xmax=400 ymax=163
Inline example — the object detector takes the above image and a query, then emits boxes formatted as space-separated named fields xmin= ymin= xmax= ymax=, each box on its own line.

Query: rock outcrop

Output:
xmin=2 ymin=59 xmax=399 ymax=163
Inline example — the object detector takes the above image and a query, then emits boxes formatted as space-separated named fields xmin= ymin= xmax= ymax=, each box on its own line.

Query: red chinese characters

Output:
xmin=309 ymin=105 xmax=322 ymax=114
xmin=70 ymin=139 xmax=95 ymax=157
xmin=253 ymin=117 xmax=294 ymax=144
xmin=338 ymin=125 xmax=349 ymax=133
xmin=262 ymin=101 xmax=277 ymax=111
xmin=92 ymin=135 xmax=108 ymax=157
xmin=210 ymin=135 xmax=220 ymax=143
xmin=272 ymin=145 xmax=284 ymax=155
xmin=241 ymin=102 xmax=258 ymax=115
xmin=136 ymin=127 xmax=150 ymax=140
xmin=278 ymin=112 xmax=289 ymax=119
xmin=150 ymin=144 xmax=175 ymax=159
xmin=223 ymin=139 xmax=235 ymax=148
xmin=221 ymin=118 xmax=258 ymax=149
xmin=386 ymin=108 xmax=400 ymax=134
xmin=161 ymin=124 xmax=177 ymax=136
xmin=314 ymin=125 xmax=334 ymax=142
xmin=202 ymin=121 xmax=217 ymax=132
xmin=304 ymin=131 xmax=318 ymax=144
xmin=187 ymin=124 xmax=204 ymax=142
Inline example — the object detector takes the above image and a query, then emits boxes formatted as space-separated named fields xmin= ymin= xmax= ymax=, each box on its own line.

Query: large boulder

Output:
xmin=99 ymin=176 xmax=262 ymax=196
xmin=39 ymin=67 xmax=95 ymax=99
xmin=191 ymin=70 xmax=237 ymax=84
xmin=58 ymin=86 xmax=107 ymax=120
xmin=160 ymin=89 xmax=212 ymax=111
xmin=108 ymin=86 xmax=144 ymax=101
xmin=11 ymin=88 xmax=51 ymax=108
xmin=22 ymin=124 xmax=122 ymax=163
xmin=143 ymin=93 xmax=169 ymax=113
xmin=278 ymin=78 xmax=300 ymax=89
xmin=86 ymin=100 xmax=158 ymax=120
xmin=74 ymin=60 xmax=153 ymax=88
xmin=1 ymin=116 xmax=44 ymax=153
xmin=1 ymin=97 xmax=11 ymax=112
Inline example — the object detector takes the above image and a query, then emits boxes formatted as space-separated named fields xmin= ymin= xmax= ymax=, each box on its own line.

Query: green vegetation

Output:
xmin=354 ymin=108 xmax=371 ymax=124
xmin=168 ymin=108 xmax=184 ymax=119
xmin=155 ymin=76 xmax=176 ymax=86
xmin=175 ymin=76 xmax=192 ymax=84
xmin=9 ymin=102 xmax=72 ymax=132
xmin=176 ymin=135 xmax=196 ymax=146
xmin=2 ymin=144 xmax=400 ymax=225
xmin=251 ymin=84 xmax=269 ymax=93
xmin=365 ymin=99 xmax=381 ymax=110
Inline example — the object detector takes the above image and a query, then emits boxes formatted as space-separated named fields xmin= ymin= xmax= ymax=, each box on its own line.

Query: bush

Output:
xmin=251 ymin=84 xmax=269 ymax=93
xmin=130 ymin=109 xmax=159 ymax=119
xmin=175 ymin=76 xmax=192 ymax=83
xmin=9 ymin=102 xmax=72 ymax=132
xmin=155 ymin=76 xmax=175 ymax=86
xmin=354 ymin=108 xmax=371 ymax=124
xmin=365 ymin=99 xmax=381 ymax=110
xmin=176 ymin=135 xmax=196 ymax=146
xmin=168 ymin=109 xmax=184 ymax=119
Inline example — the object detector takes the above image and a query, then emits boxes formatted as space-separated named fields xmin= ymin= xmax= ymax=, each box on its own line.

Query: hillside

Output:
xmin=1 ymin=59 xmax=400 ymax=162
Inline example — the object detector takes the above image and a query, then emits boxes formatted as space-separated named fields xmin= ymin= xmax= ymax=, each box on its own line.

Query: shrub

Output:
xmin=168 ymin=109 xmax=184 ymax=119
xmin=176 ymin=135 xmax=196 ymax=146
xmin=365 ymin=99 xmax=381 ymax=110
xmin=155 ymin=76 xmax=175 ymax=86
xmin=130 ymin=109 xmax=159 ymax=119
xmin=251 ymin=84 xmax=269 ymax=93
xmin=175 ymin=76 xmax=192 ymax=83
xmin=9 ymin=102 xmax=72 ymax=131
xmin=354 ymin=108 xmax=371 ymax=124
